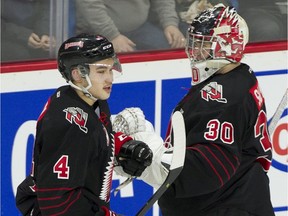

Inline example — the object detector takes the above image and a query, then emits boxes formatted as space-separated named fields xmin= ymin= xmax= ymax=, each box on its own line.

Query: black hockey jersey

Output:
xmin=31 ymin=86 xmax=115 ymax=215
xmin=159 ymin=63 xmax=274 ymax=216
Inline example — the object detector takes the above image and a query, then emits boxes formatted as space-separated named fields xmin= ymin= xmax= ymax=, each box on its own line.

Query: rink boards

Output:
xmin=1 ymin=46 xmax=287 ymax=215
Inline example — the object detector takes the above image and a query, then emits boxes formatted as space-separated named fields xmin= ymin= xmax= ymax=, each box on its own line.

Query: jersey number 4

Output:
xmin=53 ymin=155 xmax=70 ymax=179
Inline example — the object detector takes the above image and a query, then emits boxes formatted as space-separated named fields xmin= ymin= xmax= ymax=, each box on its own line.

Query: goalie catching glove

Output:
xmin=112 ymin=107 xmax=172 ymax=188
xmin=112 ymin=107 xmax=154 ymax=135
xmin=114 ymin=132 xmax=153 ymax=177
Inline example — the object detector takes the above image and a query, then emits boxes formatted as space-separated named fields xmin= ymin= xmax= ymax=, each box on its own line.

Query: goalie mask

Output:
xmin=185 ymin=3 xmax=249 ymax=85
xmin=58 ymin=33 xmax=122 ymax=100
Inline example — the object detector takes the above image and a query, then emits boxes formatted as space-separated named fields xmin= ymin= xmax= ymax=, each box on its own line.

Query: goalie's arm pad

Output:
xmin=130 ymin=131 xmax=171 ymax=189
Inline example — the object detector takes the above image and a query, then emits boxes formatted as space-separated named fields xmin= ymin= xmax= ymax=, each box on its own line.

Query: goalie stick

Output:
xmin=268 ymin=89 xmax=288 ymax=135
xmin=136 ymin=111 xmax=186 ymax=216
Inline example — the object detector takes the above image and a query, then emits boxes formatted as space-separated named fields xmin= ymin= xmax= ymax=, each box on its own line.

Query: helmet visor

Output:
xmin=84 ymin=56 xmax=122 ymax=81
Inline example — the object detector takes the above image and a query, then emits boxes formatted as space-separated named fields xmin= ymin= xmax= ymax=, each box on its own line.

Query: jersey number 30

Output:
xmin=53 ymin=155 xmax=70 ymax=179
xmin=204 ymin=119 xmax=234 ymax=144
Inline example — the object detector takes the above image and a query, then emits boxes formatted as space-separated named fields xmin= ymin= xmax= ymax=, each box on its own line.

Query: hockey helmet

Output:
xmin=58 ymin=33 xmax=122 ymax=82
xmin=185 ymin=4 xmax=249 ymax=85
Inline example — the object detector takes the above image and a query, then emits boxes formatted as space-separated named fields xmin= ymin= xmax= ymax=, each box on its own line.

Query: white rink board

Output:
xmin=1 ymin=51 xmax=287 ymax=93
xmin=1 ymin=50 xmax=287 ymax=216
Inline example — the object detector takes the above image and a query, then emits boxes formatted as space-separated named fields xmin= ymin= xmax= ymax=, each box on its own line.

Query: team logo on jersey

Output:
xmin=63 ymin=107 xmax=88 ymax=133
xmin=201 ymin=82 xmax=227 ymax=103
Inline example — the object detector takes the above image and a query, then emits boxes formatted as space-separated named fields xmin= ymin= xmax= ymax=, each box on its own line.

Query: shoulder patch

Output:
xmin=201 ymin=82 xmax=227 ymax=103
xmin=63 ymin=107 xmax=88 ymax=133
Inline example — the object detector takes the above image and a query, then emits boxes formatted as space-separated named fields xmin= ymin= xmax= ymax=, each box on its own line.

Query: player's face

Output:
xmin=192 ymin=40 xmax=212 ymax=61
xmin=186 ymin=35 xmax=213 ymax=63
xmin=87 ymin=58 xmax=121 ymax=100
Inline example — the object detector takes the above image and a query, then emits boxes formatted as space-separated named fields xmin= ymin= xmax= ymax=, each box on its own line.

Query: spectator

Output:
xmin=175 ymin=0 xmax=214 ymax=34
xmin=176 ymin=0 xmax=287 ymax=43
xmin=1 ymin=0 xmax=53 ymax=62
xmin=236 ymin=0 xmax=287 ymax=42
xmin=75 ymin=0 xmax=186 ymax=53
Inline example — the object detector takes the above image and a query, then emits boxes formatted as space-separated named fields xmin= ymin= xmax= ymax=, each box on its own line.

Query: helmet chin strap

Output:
xmin=68 ymin=74 xmax=98 ymax=101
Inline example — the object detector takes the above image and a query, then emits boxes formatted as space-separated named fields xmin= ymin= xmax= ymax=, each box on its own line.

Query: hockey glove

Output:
xmin=114 ymin=132 xmax=153 ymax=177
xmin=112 ymin=107 xmax=154 ymax=135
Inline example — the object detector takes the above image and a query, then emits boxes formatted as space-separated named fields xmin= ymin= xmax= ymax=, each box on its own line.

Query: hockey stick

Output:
xmin=136 ymin=111 xmax=186 ymax=216
xmin=268 ymin=89 xmax=287 ymax=135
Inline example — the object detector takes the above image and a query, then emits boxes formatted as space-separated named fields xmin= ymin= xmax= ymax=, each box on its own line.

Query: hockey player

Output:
xmin=15 ymin=34 xmax=153 ymax=216
xmin=158 ymin=4 xmax=275 ymax=216
xmin=114 ymin=4 xmax=275 ymax=216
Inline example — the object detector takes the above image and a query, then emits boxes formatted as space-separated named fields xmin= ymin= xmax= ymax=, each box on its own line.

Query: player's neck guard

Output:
xmin=191 ymin=59 xmax=231 ymax=85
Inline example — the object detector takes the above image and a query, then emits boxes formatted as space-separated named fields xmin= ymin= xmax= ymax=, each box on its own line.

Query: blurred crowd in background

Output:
xmin=1 ymin=0 xmax=287 ymax=63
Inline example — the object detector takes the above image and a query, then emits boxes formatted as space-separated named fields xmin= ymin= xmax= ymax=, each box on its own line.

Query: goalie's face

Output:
xmin=186 ymin=35 xmax=214 ymax=63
